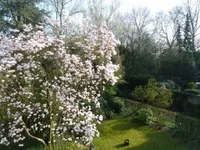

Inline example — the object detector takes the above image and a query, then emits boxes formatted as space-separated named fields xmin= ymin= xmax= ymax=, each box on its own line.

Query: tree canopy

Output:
xmin=0 ymin=0 xmax=46 ymax=34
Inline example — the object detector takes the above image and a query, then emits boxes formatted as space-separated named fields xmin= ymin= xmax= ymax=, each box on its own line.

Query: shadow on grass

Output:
xmin=111 ymin=117 xmax=143 ymax=131
xmin=95 ymin=117 xmax=199 ymax=150
xmin=115 ymin=143 xmax=127 ymax=148
xmin=124 ymin=130 xmax=196 ymax=150
xmin=0 ymin=137 xmax=43 ymax=150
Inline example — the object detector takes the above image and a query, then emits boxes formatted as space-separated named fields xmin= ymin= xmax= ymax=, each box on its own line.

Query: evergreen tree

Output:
xmin=182 ymin=13 xmax=196 ymax=80
xmin=183 ymin=13 xmax=194 ymax=52
xmin=0 ymin=0 xmax=46 ymax=34
xmin=176 ymin=23 xmax=183 ymax=53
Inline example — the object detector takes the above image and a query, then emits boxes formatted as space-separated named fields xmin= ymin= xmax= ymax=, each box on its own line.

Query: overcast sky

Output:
xmin=119 ymin=0 xmax=184 ymax=13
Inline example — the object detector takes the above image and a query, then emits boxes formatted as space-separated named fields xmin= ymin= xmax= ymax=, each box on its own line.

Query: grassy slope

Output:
xmin=93 ymin=117 xmax=190 ymax=150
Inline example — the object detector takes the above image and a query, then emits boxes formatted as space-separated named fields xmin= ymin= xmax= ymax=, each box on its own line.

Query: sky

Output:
xmin=119 ymin=0 xmax=184 ymax=13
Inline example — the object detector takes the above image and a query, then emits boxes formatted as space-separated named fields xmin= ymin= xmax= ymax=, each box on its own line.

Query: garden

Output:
xmin=1 ymin=0 xmax=200 ymax=150
xmin=93 ymin=117 xmax=192 ymax=150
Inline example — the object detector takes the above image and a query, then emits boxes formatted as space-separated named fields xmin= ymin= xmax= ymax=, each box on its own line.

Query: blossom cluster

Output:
xmin=0 ymin=24 xmax=119 ymax=147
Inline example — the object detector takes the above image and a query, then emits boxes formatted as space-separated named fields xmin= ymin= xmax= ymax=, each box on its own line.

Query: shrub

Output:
xmin=187 ymin=82 xmax=195 ymax=89
xmin=153 ymin=88 xmax=173 ymax=108
xmin=133 ymin=79 xmax=173 ymax=108
xmin=98 ymin=84 xmax=120 ymax=119
xmin=98 ymin=97 xmax=124 ymax=119
xmin=159 ymin=80 xmax=180 ymax=90
xmin=135 ymin=108 xmax=154 ymax=125
xmin=104 ymin=110 xmax=116 ymax=119
xmin=174 ymin=114 xmax=200 ymax=145
xmin=104 ymin=85 xmax=117 ymax=99
xmin=111 ymin=97 xmax=125 ymax=113
xmin=132 ymin=86 xmax=147 ymax=102
xmin=153 ymin=113 xmax=166 ymax=130
xmin=97 ymin=98 xmax=112 ymax=119
xmin=121 ymin=106 xmax=134 ymax=117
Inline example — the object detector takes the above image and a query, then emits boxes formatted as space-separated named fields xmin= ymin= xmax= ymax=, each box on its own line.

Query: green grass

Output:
xmin=1 ymin=116 xmax=199 ymax=150
xmin=93 ymin=116 xmax=192 ymax=150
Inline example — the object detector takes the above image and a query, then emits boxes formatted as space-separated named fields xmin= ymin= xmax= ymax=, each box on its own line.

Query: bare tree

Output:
xmin=155 ymin=11 xmax=178 ymax=51
xmin=118 ymin=7 xmax=155 ymax=52
xmin=44 ymin=0 xmax=84 ymax=35
xmin=85 ymin=0 xmax=120 ymax=27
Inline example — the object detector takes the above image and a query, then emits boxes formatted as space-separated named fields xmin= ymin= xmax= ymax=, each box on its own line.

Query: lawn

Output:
xmin=0 ymin=116 xmax=198 ymax=150
xmin=93 ymin=116 xmax=191 ymax=150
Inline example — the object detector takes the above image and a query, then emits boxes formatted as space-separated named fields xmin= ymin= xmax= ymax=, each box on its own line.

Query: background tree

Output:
xmin=183 ymin=0 xmax=200 ymax=50
xmin=44 ymin=0 xmax=84 ymax=35
xmin=117 ymin=7 xmax=158 ymax=85
xmin=85 ymin=0 xmax=120 ymax=27
xmin=0 ymin=0 xmax=46 ymax=34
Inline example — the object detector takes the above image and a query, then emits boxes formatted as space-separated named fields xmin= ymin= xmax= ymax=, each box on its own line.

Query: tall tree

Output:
xmin=183 ymin=0 xmax=200 ymax=51
xmin=117 ymin=8 xmax=158 ymax=82
xmin=0 ymin=0 xmax=46 ymax=34
xmin=184 ymin=13 xmax=194 ymax=51
xmin=176 ymin=24 xmax=183 ymax=51
xmin=155 ymin=9 xmax=183 ymax=52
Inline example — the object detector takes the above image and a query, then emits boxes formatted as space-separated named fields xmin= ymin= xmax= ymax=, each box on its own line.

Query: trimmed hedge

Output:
xmin=184 ymin=89 xmax=200 ymax=95
xmin=175 ymin=114 xmax=200 ymax=143
xmin=172 ymin=90 xmax=200 ymax=118
xmin=122 ymin=98 xmax=177 ymax=127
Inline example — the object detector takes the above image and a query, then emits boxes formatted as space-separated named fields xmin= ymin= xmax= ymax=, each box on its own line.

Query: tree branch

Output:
xmin=22 ymin=120 xmax=48 ymax=148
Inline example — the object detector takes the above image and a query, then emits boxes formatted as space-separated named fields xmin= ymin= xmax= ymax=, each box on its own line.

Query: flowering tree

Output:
xmin=0 ymin=24 xmax=119 ymax=149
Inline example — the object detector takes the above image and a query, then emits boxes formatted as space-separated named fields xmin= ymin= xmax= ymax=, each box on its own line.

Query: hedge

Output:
xmin=172 ymin=90 xmax=200 ymax=118
xmin=120 ymin=97 xmax=200 ymax=144
xmin=122 ymin=98 xmax=177 ymax=127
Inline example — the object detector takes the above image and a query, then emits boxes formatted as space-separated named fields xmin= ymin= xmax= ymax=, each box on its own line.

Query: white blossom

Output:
xmin=0 ymin=23 xmax=119 ymax=147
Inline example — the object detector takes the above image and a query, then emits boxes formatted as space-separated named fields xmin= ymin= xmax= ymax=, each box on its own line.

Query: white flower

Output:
xmin=99 ymin=115 xmax=103 ymax=121
xmin=59 ymin=106 xmax=64 ymax=111
xmin=0 ymin=23 xmax=119 ymax=146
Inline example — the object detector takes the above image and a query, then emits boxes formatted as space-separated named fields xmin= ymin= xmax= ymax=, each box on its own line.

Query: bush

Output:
xmin=174 ymin=114 xmax=200 ymax=145
xmin=159 ymin=80 xmax=180 ymax=90
xmin=104 ymin=110 xmax=116 ymax=119
xmin=133 ymin=79 xmax=173 ymax=108
xmin=98 ymin=84 xmax=123 ymax=119
xmin=121 ymin=106 xmax=135 ymax=117
xmin=103 ymin=85 xmax=117 ymax=99
xmin=132 ymin=86 xmax=147 ymax=102
xmin=153 ymin=88 xmax=173 ymax=108
xmin=111 ymin=97 xmax=125 ymax=113
xmin=98 ymin=97 xmax=124 ymax=119
xmin=153 ymin=113 xmax=167 ymax=130
xmin=187 ymin=82 xmax=195 ymax=89
xmin=135 ymin=108 xmax=154 ymax=125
